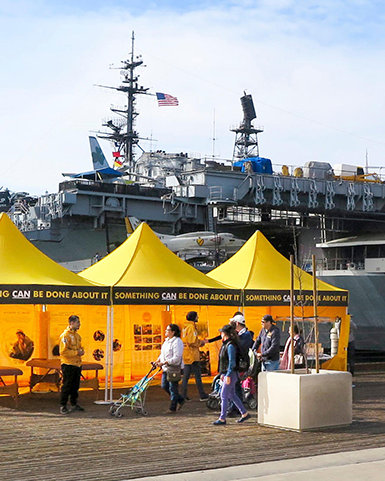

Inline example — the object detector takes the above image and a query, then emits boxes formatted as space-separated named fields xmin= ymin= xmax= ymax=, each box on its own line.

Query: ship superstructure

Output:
xmin=7 ymin=42 xmax=385 ymax=352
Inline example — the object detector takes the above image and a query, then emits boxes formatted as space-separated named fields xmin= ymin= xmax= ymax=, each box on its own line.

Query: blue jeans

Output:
xmin=161 ymin=372 xmax=184 ymax=411
xmin=262 ymin=359 xmax=280 ymax=371
xmin=182 ymin=361 xmax=207 ymax=399
xmin=220 ymin=371 xmax=247 ymax=420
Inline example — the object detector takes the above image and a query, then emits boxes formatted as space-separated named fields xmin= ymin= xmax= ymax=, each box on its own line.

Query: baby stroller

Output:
xmin=109 ymin=362 xmax=161 ymax=417
xmin=206 ymin=349 xmax=259 ymax=411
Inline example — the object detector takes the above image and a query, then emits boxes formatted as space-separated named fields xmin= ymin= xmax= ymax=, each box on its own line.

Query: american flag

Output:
xmin=156 ymin=92 xmax=179 ymax=106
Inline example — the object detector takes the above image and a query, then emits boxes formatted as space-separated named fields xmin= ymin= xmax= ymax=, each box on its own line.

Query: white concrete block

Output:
xmin=258 ymin=369 xmax=352 ymax=431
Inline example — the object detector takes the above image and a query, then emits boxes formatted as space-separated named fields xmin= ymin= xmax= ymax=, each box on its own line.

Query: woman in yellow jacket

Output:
xmin=181 ymin=311 xmax=208 ymax=401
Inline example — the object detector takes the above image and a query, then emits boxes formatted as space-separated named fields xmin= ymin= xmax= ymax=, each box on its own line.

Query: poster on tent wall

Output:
xmin=113 ymin=287 xmax=241 ymax=306
xmin=0 ymin=305 xmax=39 ymax=385
xmin=243 ymin=290 xmax=349 ymax=307
xmin=0 ymin=285 xmax=110 ymax=304
xmin=113 ymin=305 xmax=167 ymax=380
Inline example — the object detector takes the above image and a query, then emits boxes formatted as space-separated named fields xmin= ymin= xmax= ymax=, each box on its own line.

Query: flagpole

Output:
xmin=212 ymin=108 xmax=216 ymax=159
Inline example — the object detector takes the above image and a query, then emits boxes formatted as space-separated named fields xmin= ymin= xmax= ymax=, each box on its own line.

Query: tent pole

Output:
xmin=290 ymin=255 xmax=295 ymax=374
xmin=109 ymin=306 xmax=114 ymax=401
xmin=312 ymin=255 xmax=320 ymax=373
xmin=95 ymin=305 xmax=111 ymax=404
xmin=105 ymin=306 xmax=110 ymax=401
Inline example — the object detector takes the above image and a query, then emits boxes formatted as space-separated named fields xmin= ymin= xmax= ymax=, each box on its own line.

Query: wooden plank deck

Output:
xmin=1 ymin=371 xmax=385 ymax=481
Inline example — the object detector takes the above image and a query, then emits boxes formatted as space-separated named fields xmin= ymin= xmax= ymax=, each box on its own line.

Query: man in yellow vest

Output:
xmin=181 ymin=311 xmax=208 ymax=401
xmin=59 ymin=315 xmax=85 ymax=415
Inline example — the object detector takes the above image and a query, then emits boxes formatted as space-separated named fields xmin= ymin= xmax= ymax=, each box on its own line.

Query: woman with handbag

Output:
xmin=156 ymin=323 xmax=185 ymax=413
xmin=280 ymin=324 xmax=306 ymax=370
xmin=213 ymin=324 xmax=250 ymax=425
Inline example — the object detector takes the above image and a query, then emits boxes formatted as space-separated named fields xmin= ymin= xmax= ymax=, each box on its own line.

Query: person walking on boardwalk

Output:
xmin=213 ymin=324 xmax=250 ymax=425
xmin=230 ymin=313 xmax=254 ymax=351
xmin=252 ymin=314 xmax=281 ymax=371
xmin=181 ymin=311 xmax=208 ymax=401
xmin=228 ymin=313 xmax=254 ymax=415
xmin=156 ymin=323 xmax=185 ymax=413
xmin=59 ymin=315 xmax=85 ymax=415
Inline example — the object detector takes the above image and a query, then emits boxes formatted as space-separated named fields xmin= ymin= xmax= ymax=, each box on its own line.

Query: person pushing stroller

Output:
xmin=156 ymin=323 xmax=185 ymax=413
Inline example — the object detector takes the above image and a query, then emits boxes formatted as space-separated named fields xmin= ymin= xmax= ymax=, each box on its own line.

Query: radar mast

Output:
xmin=96 ymin=31 xmax=150 ymax=173
xmin=231 ymin=92 xmax=263 ymax=160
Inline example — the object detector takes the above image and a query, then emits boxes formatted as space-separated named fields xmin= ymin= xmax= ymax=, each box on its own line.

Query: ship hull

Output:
xmin=319 ymin=274 xmax=385 ymax=352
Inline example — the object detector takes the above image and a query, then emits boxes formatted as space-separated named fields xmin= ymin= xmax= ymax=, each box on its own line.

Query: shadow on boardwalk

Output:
xmin=1 ymin=372 xmax=385 ymax=481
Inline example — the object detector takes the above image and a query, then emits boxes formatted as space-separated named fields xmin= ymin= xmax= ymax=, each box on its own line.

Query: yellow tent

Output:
xmin=208 ymin=230 xmax=349 ymax=370
xmin=0 ymin=213 xmax=110 ymax=385
xmin=81 ymin=223 xmax=241 ymax=380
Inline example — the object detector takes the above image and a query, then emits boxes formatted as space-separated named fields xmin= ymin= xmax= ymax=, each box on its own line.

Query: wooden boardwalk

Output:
xmin=1 ymin=371 xmax=385 ymax=481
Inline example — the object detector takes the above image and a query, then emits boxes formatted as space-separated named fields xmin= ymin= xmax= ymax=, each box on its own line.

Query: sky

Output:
xmin=1 ymin=0 xmax=385 ymax=194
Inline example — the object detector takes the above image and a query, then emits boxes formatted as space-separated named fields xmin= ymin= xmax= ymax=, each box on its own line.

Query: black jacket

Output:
xmin=252 ymin=325 xmax=280 ymax=361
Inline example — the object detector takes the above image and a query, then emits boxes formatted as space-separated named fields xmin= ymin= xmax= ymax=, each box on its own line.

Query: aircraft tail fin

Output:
xmin=89 ymin=136 xmax=109 ymax=170
xmin=125 ymin=216 xmax=141 ymax=235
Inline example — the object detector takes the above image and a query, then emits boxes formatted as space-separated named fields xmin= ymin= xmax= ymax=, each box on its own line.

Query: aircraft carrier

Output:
xmin=7 ymin=33 xmax=385 ymax=352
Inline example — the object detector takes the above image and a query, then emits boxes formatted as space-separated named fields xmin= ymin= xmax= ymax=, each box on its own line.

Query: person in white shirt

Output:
xmin=156 ymin=323 xmax=185 ymax=413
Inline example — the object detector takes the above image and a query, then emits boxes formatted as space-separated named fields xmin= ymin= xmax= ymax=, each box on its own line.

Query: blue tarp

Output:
xmin=70 ymin=167 xmax=123 ymax=180
xmin=234 ymin=157 xmax=273 ymax=174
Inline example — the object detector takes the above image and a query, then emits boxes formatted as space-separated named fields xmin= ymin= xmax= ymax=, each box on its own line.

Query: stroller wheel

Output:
xmin=206 ymin=397 xmax=220 ymax=411
xmin=109 ymin=405 xmax=118 ymax=416
xmin=135 ymin=407 xmax=148 ymax=416
xmin=115 ymin=409 xmax=124 ymax=418
xmin=247 ymin=397 xmax=257 ymax=410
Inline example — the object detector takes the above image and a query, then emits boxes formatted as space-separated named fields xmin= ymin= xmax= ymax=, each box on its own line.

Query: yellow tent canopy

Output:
xmin=208 ymin=230 xmax=348 ymax=308
xmin=0 ymin=213 xmax=109 ymax=305
xmin=208 ymin=230 xmax=349 ymax=371
xmin=0 ymin=213 xmax=110 ymax=385
xmin=81 ymin=222 xmax=242 ymax=380
xmin=81 ymin=222 xmax=240 ymax=306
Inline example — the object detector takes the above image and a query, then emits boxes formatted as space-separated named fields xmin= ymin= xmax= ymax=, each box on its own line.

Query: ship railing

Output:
xmin=272 ymin=162 xmax=385 ymax=183
xmin=229 ymin=123 xmax=264 ymax=132
xmin=312 ymin=257 xmax=366 ymax=272
xmin=12 ymin=200 xmax=30 ymax=215
xmin=219 ymin=205 xmax=262 ymax=224
xmin=59 ymin=179 xmax=170 ymax=198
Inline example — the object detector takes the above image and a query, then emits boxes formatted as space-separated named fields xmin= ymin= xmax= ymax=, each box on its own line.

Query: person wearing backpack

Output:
xmin=213 ymin=324 xmax=250 ymax=425
xmin=228 ymin=313 xmax=253 ymax=413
